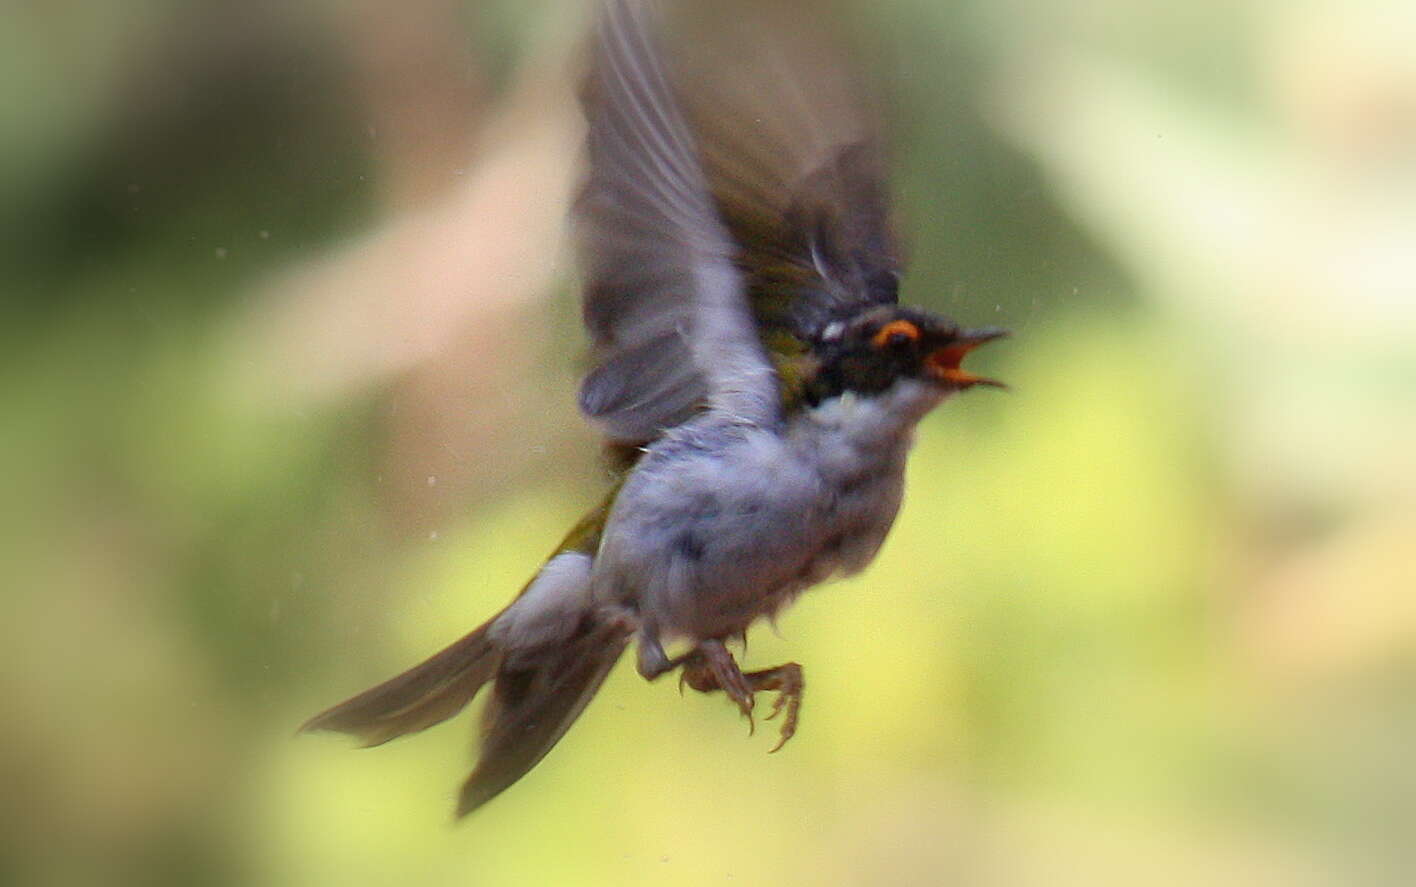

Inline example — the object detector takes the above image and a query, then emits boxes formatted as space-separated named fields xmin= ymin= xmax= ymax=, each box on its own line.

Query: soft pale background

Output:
xmin=4 ymin=1 xmax=1414 ymax=885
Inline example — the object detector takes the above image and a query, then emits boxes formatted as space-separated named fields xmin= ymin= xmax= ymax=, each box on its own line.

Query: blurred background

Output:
xmin=4 ymin=0 xmax=1414 ymax=884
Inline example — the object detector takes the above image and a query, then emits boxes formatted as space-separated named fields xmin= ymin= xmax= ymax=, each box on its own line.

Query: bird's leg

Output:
xmin=635 ymin=622 xmax=676 ymax=681
xmin=679 ymin=640 xmax=804 ymax=751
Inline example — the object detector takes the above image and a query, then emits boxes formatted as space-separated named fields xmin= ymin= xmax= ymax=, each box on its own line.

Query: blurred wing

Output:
xmin=577 ymin=0 xmax=778 ymax=443
xmin=680 ymin=0 xmax=903 ymax=341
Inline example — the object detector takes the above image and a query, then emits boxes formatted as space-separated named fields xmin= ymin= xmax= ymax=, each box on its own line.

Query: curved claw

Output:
xmin=763 ymin=694 xmax=786 ymax=721
xmin=729 ymin=680 xmax=755 ymax=736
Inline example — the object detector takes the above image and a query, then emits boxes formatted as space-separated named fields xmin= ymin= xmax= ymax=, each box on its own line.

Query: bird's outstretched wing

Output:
xmin=576 ymin=0 xmax=779 ymax=443
xmin=576 ymin=0 xmax=902 ymax=443
xmin=681 ymin=0 xmax=903 ymax=340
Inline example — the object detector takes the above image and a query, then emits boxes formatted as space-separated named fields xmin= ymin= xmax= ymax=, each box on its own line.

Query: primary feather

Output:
xmin=577 ymin=0 xmax=779 ymax=442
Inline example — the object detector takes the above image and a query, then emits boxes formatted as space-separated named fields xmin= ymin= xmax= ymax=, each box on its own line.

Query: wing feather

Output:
xmin=677 ymin=0 xmax=903 ymax=335
xmin=577 ymin=0 xmax=778 ymax=443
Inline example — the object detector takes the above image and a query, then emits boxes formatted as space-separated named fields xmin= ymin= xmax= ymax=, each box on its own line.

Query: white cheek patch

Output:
xmin=489 ymin=551 xmax=593 ymax=648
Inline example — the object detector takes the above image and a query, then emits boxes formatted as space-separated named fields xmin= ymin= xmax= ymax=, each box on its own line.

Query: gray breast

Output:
xmin=593 ymin=386 xmax=930 ymax=641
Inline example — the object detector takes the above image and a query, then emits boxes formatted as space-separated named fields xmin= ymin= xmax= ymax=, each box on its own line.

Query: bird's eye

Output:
xmin=871 ymin=320 xmax=920 ymax=349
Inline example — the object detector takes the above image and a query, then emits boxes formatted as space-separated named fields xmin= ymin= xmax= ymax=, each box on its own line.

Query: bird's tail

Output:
xmin=456 ymin=614 xmax=629 ymax=816
xmin=300 ymin=621 xmax=502 ymax=748
xmin=301 ymin=560 xmax=631 ymax=816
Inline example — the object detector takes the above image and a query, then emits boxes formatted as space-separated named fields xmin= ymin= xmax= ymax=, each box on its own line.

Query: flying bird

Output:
xmin=303 ymin=0 xmax=1007 ymax=817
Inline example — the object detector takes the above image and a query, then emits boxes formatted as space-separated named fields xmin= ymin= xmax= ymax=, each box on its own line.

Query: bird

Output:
xmin=302 ymin=0 xmax=1007 ymax=818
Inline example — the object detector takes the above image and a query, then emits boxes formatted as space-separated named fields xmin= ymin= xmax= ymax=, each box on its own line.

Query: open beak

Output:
xmin=925 ymin=327 xmax=1009 ymax=388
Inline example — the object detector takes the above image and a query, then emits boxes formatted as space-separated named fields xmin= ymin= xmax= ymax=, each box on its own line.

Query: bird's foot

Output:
xmin=749 ymin=662 xmax=803 ymax=753
xmin=678 ymin=640 xmax=803 ymax=750
xmin=681 ymin=640 xmax=756 ymax=732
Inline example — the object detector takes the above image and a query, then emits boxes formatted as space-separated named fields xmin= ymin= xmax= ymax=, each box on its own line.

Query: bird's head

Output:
xmin=803 ymin=306 xmax=1008 ymax=405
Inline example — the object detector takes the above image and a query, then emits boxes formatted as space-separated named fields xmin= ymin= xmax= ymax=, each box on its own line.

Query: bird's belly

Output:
xmin=592 ymin=406 xmax=919 ymax=643
xmin=604 ymin=437 xmax=904 ymax=641
xmin=669 ymin=475 xmax=902 ymax=640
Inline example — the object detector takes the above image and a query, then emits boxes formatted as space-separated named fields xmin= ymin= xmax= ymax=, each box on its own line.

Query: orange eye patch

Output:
xmin=871 ymin=320 xmax=920 ymax=348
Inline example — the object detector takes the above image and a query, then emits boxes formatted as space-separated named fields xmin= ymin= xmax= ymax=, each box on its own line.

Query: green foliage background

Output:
xmin=4 ymin=1 xmax=1413 ymax=885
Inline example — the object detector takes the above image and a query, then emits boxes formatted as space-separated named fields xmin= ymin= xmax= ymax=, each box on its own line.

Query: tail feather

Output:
xmin=303 ymin=609 xmax=632 ymax=817
xmin=457 ymin=616 xmax=630 ymax=817
xmin=301 ymin=624 xmax=502 ymax=748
